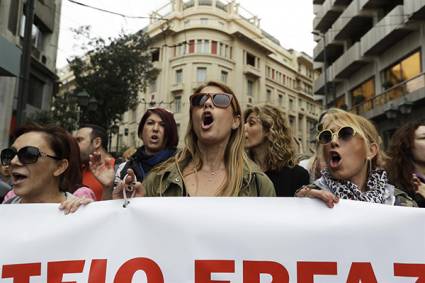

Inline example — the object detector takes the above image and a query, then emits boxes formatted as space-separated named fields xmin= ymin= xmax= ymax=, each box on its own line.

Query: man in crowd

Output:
xmin=75 ymin=124 xmax=115 ymax=200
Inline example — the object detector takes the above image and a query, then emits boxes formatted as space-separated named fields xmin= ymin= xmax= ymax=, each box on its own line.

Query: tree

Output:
xmin=31 ymin=26 xmax=158 ymax=131
xmin=68 ymin=26 xmax=159 ymax=129
xmin=28 ymin=91 xmax=79 ymax=132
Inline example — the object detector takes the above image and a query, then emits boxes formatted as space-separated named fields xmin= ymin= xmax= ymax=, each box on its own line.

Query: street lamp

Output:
xmin=74 ymin=90 xmax=98 ymax=126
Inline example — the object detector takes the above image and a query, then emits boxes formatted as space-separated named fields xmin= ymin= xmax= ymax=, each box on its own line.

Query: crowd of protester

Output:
xmin=1 ymin=81 xmax=424 ymax=210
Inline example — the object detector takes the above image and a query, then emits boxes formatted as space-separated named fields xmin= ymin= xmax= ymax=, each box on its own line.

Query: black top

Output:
xmin=265 ymin=165 xmax=310 ymax=197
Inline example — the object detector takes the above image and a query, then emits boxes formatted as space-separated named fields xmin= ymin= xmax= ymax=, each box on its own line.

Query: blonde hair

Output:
xmin=319 ymin=108 xmax=387 ymax=168
xmin=244 ymin=104 xmax=296 ymax=170
xmin=154 ymin=81 xmax=252 ymax=196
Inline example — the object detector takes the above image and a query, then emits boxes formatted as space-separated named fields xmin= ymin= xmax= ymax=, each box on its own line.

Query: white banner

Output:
xmin=0 ymin=198 xmax=425 ymax=283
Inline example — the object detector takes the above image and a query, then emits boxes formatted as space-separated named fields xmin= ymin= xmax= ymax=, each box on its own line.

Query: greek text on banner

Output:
xmin=0 ymin=198 xmax=425 ymax=282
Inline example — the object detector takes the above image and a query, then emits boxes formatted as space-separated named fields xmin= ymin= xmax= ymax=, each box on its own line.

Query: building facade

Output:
xmin=313 ymin=0 xmax=425 ymax=145
xmin=115 ymin=0 xmax=321 ymax=155
xmin=0 ymin=0 xmax=62 ymax=149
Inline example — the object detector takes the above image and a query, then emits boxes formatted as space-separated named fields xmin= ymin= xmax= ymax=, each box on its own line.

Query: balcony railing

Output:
xmin=350 ymin=73 xmax=425 ymax=115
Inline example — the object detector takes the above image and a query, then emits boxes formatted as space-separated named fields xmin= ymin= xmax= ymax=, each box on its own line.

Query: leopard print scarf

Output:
xmin=321 ymin=168 xmax=388 ymax=203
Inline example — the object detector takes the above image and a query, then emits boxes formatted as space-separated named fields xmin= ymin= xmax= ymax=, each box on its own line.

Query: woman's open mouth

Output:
xmin=150 ymin=134 xmax=160 ymax=144
xmin=329 ymin=151 xmax=342 ymax=169
xmin=201 ymin=112 xmax=214 ymax=130
xmin=11 ymin=172 xmax=27 ymax=186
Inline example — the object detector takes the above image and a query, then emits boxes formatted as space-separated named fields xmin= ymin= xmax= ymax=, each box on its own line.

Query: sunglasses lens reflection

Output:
xmin=213 ymin=94 xmax=231 ymax=108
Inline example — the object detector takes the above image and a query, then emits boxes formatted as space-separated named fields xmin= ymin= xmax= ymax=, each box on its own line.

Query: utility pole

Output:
xmin=16 ymin=0 xmax=36 ymax=127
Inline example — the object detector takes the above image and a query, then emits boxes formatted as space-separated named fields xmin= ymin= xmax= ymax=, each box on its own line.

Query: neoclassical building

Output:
xmin=112 ymin=0 xmax=321 ymax=155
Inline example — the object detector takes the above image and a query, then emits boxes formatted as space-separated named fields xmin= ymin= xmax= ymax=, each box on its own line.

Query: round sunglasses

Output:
xmin=317 ymin=126 xmax=357 ymax=144
xmin=0 ymin=146 xmax=61 ymax=166
xmin=190 ymin=93 xmax=233 ymax=108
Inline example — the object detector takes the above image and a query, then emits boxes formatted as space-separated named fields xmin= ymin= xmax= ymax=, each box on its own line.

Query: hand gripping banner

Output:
xmin=0 ymin=198 xmax=425 ymax=282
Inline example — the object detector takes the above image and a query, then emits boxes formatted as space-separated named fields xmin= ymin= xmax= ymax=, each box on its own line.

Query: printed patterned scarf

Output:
xmin=321 ymin=168 xmax=388 ymax=203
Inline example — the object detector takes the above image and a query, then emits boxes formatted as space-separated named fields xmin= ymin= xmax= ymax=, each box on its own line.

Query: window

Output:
xmin=211 ymin=41 xmax=217 ymax=55
xmin=28 ymin=76 xmax=44 ymax=108
xmin=278 ymin=94 xmax=283 ymax=106
xmin=20 ymin=15 xmax=44 ymax=50
xmin=202 ymin=40 xmax=210 ymax=53
xmin=247 ymin=80 xmax=254 ymax=97
xmin=382 ymin=51 xmax=422 ymax=88
xmin=221 ymin=71 xmax=228 ymax=83
xmin=200 ymin=18 xmax=208 ymax=24
xmin=178 ymin=42 xmax=186 ymax=56
xmin=351 ymin=78 xmax=375 ymax=106
xmin=299 ymin=99 xmax=304 ymax=110
xmin=175 ymin=69 xmax=183 ymax=84
xmin=174 ymin=96 xmax=182 ymax=113
xmin=219 ymin=43 xmax=224 ymax=56
xmin=246 ymin=52 xmax=256 ymax=67
xmin=266 ymin=89 xmax=272 ymax=102
xmin=189 ymin=40 xmax=195 ymax=53
xmin=8 ymin=0 xmax=20 ymax=34
xmin=197 ymin=67 xmax=207 ymax=82
xmin=289 ymin=98 xmax=294 ymax=111
xmin=149 ymin=77 xmax=157 ymax=93
xmin=151 ymin=49 xmax=160 ymax=62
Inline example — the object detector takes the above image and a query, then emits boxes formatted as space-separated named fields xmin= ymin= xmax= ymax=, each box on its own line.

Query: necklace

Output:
xmin=194 ymin=167 xmax=226 ymax=196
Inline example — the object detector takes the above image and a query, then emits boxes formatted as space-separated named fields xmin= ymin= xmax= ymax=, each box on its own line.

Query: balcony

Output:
xmin=313 ymin=32 xmax=344 ymax=64
xmin=243 ymin=65 xmax=261 ymax=78
xmin=360 ymin=5 xmax=412 ymax=56
xmin=350 ymin=73 xmax=425 ymax=118
xmin=331 ymin=0 xmax=373 ymax=41
xmin=405 ymin=0 xmax=425 ymax=21
xmin=333 ymin=42 xmax=368 ymax=79
xmin=313 ymin=0 xmax=346 ymax=32
xmin=170 ymin=82 xmax=184 ymax=93
xmin=313 ymin=66 xmax=335 ymax=94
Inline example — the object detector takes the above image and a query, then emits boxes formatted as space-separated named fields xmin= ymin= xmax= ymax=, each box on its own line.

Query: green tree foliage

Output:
xmin=68 ymin=26 xmax=159 ymax=129
xmin=28 ymin=91 xmax=79 ymax=132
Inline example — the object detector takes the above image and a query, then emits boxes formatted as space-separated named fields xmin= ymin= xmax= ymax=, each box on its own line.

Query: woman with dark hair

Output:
xmin=387 ymin=120 xmax=425 ymax=207
xmin=114 ymin=81 xmax=275 ymax=197
xmin=1 ymin=124 xmax=83 ymax=204
xmin=244 ymin=104 xmax=309 ymax=196
xmin=115 ymin=107 xmax=179 ymax=184
xmin=295 ymin=109 xmax=416 ymax=207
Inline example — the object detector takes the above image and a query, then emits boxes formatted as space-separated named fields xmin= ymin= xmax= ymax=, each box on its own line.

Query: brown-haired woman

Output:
xmin=244 ymin=104 xmax=309 ymax=196
xmin=114 ymin=81 xmax=275 ymax=197
xmin=115 ymin=107 xmax=179 ymax=184
xmin=387 ymin=120 xmax=425 ymax=207
xmin=295 ymin=109 xmax=416 ymax=207
xmin=1 ymin=124 xmax=82 ymax=206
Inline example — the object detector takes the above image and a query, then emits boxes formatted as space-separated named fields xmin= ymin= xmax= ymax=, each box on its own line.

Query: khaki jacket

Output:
xmin=143 ymin=159 xmax=276 ymax=197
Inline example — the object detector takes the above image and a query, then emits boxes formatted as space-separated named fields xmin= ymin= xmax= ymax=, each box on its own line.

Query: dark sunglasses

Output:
xmin=190 ymin=93 xmax=233 ymax=108
xmin=0 ymin=146 xmax=61 ymax=166
xmin=317 ymin=126 xmax=357 ymax=144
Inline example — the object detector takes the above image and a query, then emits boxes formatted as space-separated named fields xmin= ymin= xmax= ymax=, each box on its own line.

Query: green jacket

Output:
xmin=143 ymin=159 xmax=276 ymax=197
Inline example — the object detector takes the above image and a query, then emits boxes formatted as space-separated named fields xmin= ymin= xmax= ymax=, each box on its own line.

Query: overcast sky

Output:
xmin=57 ymin=0 xmax=315 ymax=68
